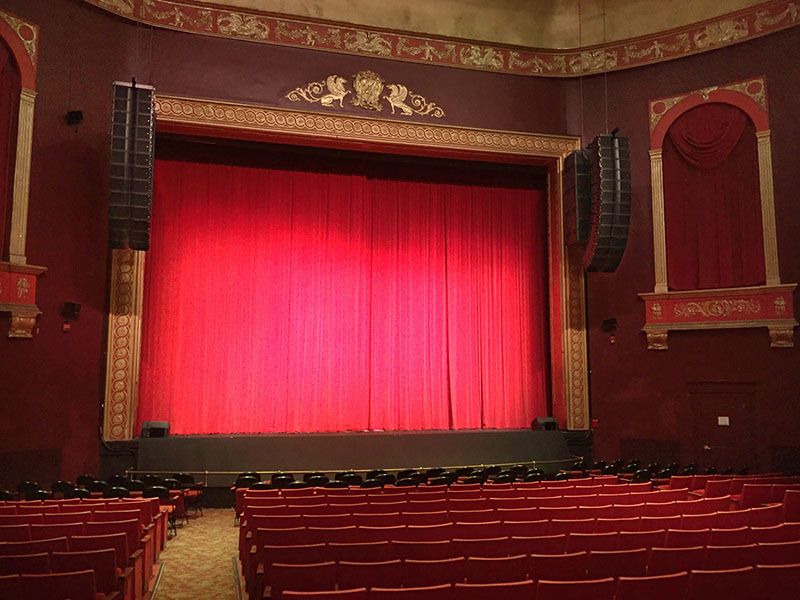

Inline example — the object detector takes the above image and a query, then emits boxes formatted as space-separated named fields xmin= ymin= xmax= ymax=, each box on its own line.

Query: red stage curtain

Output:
xmin=0 ymin=41 xmax=20 ymax=255
xmin=663 ymin=103 xmax=765 ymax=290
xmin=137 ymin=144 xmax=549 ymax=434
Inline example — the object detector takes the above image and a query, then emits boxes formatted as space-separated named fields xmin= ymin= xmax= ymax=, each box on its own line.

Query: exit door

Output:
xmin=688 ymin=382 xmax=758 ymax=472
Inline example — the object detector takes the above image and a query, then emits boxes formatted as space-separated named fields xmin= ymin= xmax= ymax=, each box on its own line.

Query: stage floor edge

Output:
xmin=137 ymin=429 xmax=570 ymax=484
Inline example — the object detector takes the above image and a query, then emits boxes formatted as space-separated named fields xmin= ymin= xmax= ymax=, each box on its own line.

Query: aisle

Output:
xmin=153 ymin=508 xmax=239 ymax=600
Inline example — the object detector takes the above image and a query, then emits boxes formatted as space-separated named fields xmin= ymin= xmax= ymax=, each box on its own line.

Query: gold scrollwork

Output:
xmin=344 ymin=31 xmax=392 ymax=56
xmin=396 ymin=38 xmax=456 ymax=62
xmin=649 ymin=95 xmax=687 ymax=132
xmin=769 ymin=326 xmax=795 ymax=348
xmin=569 ymin=49 xmax=618 ymax=74
xmin=0 ymin=11 xmax=38 ymax=65
xmin=723 ymin=79 xmax=767 ymax=111
xmin=755 ymin=2 xmax=799 ymax=32
xmin=651 ymin=303 xmax=663 ymax=319
xmin=774 ymin=296 xmax=787 ymax=315
xmin=9 ymin=310 xmax=38 ymax=338
xmin=286 ymin=75 xmax=349 ymax=108
xmin=16 ymin=277 xmax=30 ymax=298
xmin=287 ymin=71 xmax=445 ymax=119
xmin=217 ymin=12 xmax=270 ymax=40
xmin=646 ymin=330 xmax=669 ymax=350
xmin=673 ymin=299 xmax=761 ymax=318
xmin=275 ymin=21 xmax=341 ymax=47
xmin=509 ymin=52 xmax=567 ymax=74
xmin=459 ymin=45 xmax=504 ymax=70
xmin=623 ymin=34 xmax=690 ymax=64
xmin=140 ymin=0 xmax=212 ymax=29
xmin=97 ymin=0 xmax=134 ymax=16
xmin=693 ymin=19 xmax=748 ymax=49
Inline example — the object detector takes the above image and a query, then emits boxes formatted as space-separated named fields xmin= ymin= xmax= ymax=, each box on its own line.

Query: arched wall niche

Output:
xmin=640 ymin=76 xmax=797 ymax=350
xmin=0 ymin=9 xmax=45 ymax=339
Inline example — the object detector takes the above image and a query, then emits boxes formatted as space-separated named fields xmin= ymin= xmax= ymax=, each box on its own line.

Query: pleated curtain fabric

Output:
xmin=138 ymin=142 xmax=549 ymax=434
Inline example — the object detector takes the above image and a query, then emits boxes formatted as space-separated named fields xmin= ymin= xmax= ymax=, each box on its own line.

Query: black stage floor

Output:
xmin=137 ymin=429 xmax=571 ymax=486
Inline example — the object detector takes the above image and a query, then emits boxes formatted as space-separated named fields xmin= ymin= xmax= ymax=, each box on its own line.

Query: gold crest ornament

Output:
xmin=287 ymin=70 xmax=445 ymax=118
xmin=351 ymin=70 xmax=385 ymax=111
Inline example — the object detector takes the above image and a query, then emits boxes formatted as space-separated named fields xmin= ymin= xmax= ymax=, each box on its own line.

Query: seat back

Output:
xmin=754 ymin=563 xmax=800 ymax=600
xmin=402 ymin=557 xmax=466 ymax=587
xmin=454 ymin=579 xmax=535 ymax=600
xmin=270 ymin=561 xmax=337 ymax=600
xmin=50 ymin=548 xmax=118 ymax=594
xmin=282 ymin=589 xmax=367 ymax=600
xmin=527 ymin=551 xmax=588 ymax=581
xmin=689 ymin=566 xmax=755 ymax=600
xmin=648 ymin=546 xmax=705 ymax=576
xmin=535 ymin=577 xmax=615 ymax=600
xmin=616 ymin=571 xmax=690 ymax=600
xmin=21 ymin=569 xmax=97 ymax=600
xmin=0 ymin=536 xmax=68 ymax=556
xmin=370 ymin=583 xmax=453 ymax=599
xmin=337 ymin=559 xmax=403 ymax=590
xmin=69 ymin=532 xmax=130 ymax=570
xmin=0 ymin=524 xmax=30 ymax=542
xmin=588 ymin=548 xmax=648 ymax=578
xmin=0 ymin=552 xmax=51 ymax=575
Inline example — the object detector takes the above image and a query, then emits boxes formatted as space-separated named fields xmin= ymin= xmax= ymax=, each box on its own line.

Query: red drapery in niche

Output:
xmin=0 ymin=41 xmax=20 ymax=257
xmin=663 ymin=102 xmax=765 ymax=290
xmin=137 ymin=144 xmax=549 ymax=434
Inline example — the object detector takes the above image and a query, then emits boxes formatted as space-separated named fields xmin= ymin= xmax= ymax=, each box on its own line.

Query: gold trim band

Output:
xmin=9 ymin=88 xmax=36 ymax=265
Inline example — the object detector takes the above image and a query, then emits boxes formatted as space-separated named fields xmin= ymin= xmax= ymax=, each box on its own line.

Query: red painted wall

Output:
xmin=568 ymin=27 xmax=800 ymax=471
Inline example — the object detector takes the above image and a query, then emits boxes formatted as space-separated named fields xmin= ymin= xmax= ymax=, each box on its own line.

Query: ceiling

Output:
xmin=194 ymin=0 xmax=762 ymax=48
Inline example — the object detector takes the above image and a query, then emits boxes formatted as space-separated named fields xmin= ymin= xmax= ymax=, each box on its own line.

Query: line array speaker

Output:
xmin=583 ymin=134 xmax=631 ymax=272
xmin=562 ymin=149 xmax=592 ymax=245
xmin=108 ymin=81 xmax=155 ymax=251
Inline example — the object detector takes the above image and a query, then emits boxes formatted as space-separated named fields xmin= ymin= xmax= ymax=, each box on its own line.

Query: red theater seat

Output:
xmin=464 ymin=554 xmax=528 ymax=583
xmin=454 ymin=579 xmax=535 ymax=600
xmin=648 ymin=546 xmax=705 ymax=576
xmin=616 ymin=571 xmax=690 ymax=600
xmin=0 ymin=552 xmax=51 ymax=575
xmin=370 ymin=584 xmax=453 ymax=600
xmin=50 ymin=549 xmax=119 ymax=597
xmin=756 ymin=540 xmax=800 ymax=565
xmin=587 ymin=548 xmax=648 ymax=578
xmin=508 ymin=533 xmax=567 ymax=555
xmin=527 ymin=551 xmax=588 ymax=581
xmin=618 ymin=529 xmax=666 ymax=550
xmin=754 ymin=564 xmax=800 ymax=600
xmin=282 ymin=589 xmax=367 ymax=600
xmin=689 ymin=566 xmax=755 ymax=600
xmin=269 ymin=561 xmax=336 ymax=600
xmin=402 ymin=557 xmax=466 ymax=587
xmin=21 ymin=569 xmax=99 ymax=600
xmin=451 ymin=537 xmax=508 ymax=558
xmin=328 ymin=541 xmax=393 ymax=563
xmin=391 ymin=540 xmax=451 ymax=561
xmin=337 ymin=560 xmax=403 ymax=590
xmin=0 ymin=536 xmax=68 ymax=555
xmin=536 ymin=577 xmax=615 ymax=600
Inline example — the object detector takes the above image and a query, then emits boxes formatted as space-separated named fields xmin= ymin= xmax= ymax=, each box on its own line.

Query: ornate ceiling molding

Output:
xmin=84 ymin=0 xmax=799 ymax=77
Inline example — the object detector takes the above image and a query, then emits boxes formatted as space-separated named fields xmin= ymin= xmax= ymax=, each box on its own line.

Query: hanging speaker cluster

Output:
xmin=108 ymin=81 xmax=155 ymax=251
xmin=562 ymin=133 xmax=631 ymax=273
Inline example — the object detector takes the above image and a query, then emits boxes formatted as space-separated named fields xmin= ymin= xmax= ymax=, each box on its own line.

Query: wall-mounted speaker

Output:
xmin=562 ymin=149 xmax=591 ymax=245
xmin=109 ymin=81 xmax=155 ymax=251
xmin=61 ymin=302 xmax=81 ymax=320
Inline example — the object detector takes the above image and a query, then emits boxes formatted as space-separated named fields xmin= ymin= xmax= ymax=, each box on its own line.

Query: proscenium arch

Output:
xmin=102 ymin=96 xmax=590 ymax=440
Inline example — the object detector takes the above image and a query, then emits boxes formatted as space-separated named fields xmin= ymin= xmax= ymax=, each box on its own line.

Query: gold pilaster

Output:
xmin=103 ymin=249 xmax=146 ymax=441
xmin=564 ymin=246 xmax=589 ymax=430
xmin=8 ymin=88 xmax=36 ymax=265
xmin=649 ymin=148 xmax=668 ymax=293
xmin=756 ymin=130 xmax=780 ymax=286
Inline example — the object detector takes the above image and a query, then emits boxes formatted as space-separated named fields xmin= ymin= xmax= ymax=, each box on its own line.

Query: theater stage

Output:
xmin=137 ymin=429 xmax=572 ymax=486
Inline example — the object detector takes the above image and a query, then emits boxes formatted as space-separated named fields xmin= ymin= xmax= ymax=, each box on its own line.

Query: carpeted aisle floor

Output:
xmin=153 ymin=508 xmax=239 ymax=600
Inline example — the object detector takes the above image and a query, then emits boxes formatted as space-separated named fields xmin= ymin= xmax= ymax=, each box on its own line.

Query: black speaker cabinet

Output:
xmin=141 ymin=421 xmax=170 ymax=438
xmin=583 ymin=134 xmax=631 ymax=272
xmin=531 ymin=417 xmax=558 ymax=431
xmin=109 ymin=81 xmax=155 ymax=251
xmin=562 ymin=149 xmax=591 ymax=245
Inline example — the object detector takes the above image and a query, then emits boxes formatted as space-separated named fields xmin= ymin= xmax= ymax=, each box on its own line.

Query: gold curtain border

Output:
xmin=103 ymin=96 xmax=589 ymax=439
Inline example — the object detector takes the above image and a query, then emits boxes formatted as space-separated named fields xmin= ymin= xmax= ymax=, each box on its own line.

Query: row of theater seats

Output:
xmin=0 ymin=498 xmax=170 ymax=600
xmin=254 ymin=564 xmax=800 ymax=600
xmin=241 ymin=482 xmax=800 ymax=599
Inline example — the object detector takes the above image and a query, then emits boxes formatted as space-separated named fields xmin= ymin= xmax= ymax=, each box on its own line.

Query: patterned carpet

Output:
xmin=153 ymin=508 xmax=239 ymax=600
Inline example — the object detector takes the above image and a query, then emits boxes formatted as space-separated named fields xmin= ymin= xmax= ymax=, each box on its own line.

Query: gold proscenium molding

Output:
xmin=103 ymin=249 xmax=146 ymax=441
xmin=287 ymin=70 xmax=445 ymax=118
xmin=101 ymin=95 xmax=587 ymax=439
xmin=643 ymin=76 xmax=796 ymax=349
